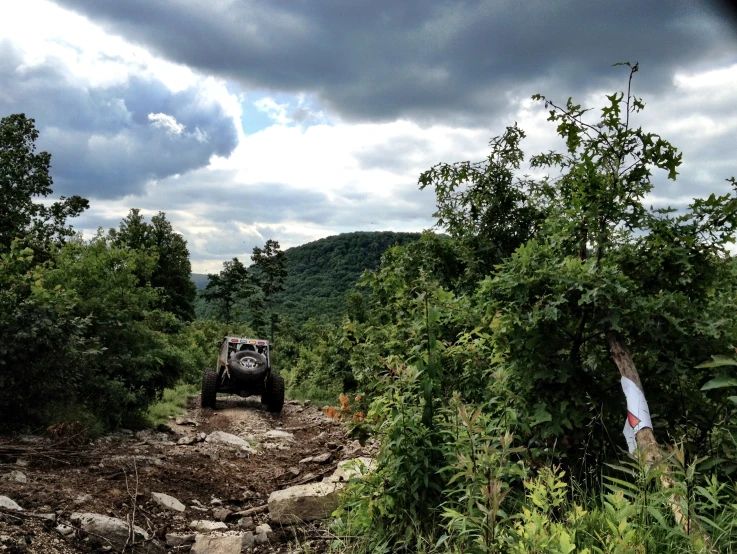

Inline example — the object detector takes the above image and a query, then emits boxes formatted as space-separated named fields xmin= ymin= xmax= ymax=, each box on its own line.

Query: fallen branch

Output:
xmin=283 ymin=466 xmax=335 ymax=487
xmin=234 ymin=504 xmax=268 ymax=517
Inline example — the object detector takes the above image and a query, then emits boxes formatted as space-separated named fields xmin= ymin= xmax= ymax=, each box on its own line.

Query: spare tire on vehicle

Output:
xmin=228 ymin=350 xmax=268 ymax=381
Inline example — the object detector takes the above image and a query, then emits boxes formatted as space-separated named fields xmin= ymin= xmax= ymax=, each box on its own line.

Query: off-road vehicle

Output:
xmin=201 ymin=336 xmax=285 ymax=412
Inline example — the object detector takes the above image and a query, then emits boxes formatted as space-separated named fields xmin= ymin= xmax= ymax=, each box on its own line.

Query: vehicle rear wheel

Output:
xmin=264 ymin=374 xmax=285 ymax=413
xmin=201 ymin=368 xmax=218 ymax=409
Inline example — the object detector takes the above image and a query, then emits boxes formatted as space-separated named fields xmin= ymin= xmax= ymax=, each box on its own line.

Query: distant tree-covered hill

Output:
xmin=192 ymin=231 xmax=421 ymax=322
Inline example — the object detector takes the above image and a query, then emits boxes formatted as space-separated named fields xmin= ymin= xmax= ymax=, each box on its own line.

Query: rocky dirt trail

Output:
xmin=0 ymin=395 xmax=374 ymax=554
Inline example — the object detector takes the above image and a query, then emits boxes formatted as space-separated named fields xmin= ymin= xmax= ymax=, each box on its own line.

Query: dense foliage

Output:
xmin=321 ymin=66 xmax=737 ymax=553
xmin=0 ymin=114 xmax=202 ymax=432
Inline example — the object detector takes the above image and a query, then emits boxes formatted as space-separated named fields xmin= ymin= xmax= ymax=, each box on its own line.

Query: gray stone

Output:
xmin=254 ymin=532 xmax=269 ymax=545
xmin=152 ymin=492 xmax=186 ymax=512
xmin=324 ymin=457 xmax=375 ymax=484
xmin=267 ymin=482 xmax=340 ymax=524
xmin=191 ymin=534 xmax=243 ymax=554
xmin=189 ymin=520 xmax=227 ymax=533
xmin=165 ymin=533 xmax=196 ymax=547
xmin=205 ymin=431 xmax=251 ymax=448
xmin=254 ymin=523 xmax=272 ymax=535
xmin=241 ymin=531 xmax=255 ymax=550
xmin=312 ymin=452 xmax=331 ymax=463
xmin=212 ymin=507 xmax=232 ymax=522
xmin=70 ymin=512 xmax=160 ymax=553
xmin=2 ymin=470 xmax=27 ymax=483
xmin=55 ymin=524 xmax=75 ymax=537
xmin=0 ymin=496 xmax=22 ymax=511
xmin=237 ymin=516 xmax=254 ymax=530
xmin=73 ymin=494 xmax=93 ymax=506
xmin=264 ymin=430 xmax=294 ymax=441
xmin=177 ymin=435 xmax=197 ymax=445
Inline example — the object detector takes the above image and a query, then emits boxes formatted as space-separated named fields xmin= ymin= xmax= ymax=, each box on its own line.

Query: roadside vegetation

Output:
xmin=2 ymin=63 xmax=736 ymax=551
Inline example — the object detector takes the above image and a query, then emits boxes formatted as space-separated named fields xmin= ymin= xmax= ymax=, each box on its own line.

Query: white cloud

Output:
xmin=148 ymin=113 xmax=185 ymax=135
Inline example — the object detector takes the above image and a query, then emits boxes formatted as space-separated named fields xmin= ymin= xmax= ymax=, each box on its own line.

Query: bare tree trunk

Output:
xmin=607 ymin=331 xmax=715 ymax=551
xmin=606 ymin=331 xmax=660 ymax=464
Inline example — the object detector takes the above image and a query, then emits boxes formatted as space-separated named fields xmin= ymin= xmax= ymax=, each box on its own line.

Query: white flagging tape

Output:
xmin=621 ymin=376 xmax=653 ymax=454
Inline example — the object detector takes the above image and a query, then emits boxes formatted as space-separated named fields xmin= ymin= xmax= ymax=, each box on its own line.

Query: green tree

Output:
xmin=48 ymin=233 xmax=185 ymax=427
xmin=0 ymin=113 xmax=88 ymax=250
xmin=466 ymin=64 xmax=737 ymax=462
xmin=112 ymin=209 xmax=197 ymax=321
xmin=419 ymin=126 xmax=546 ymax=283
xmin=0 ymin=240 xmax=95 ymax=430
xmin=250 ymin=239 xmax=287 ymax=339
xmin=202 ymin=257 xmax=252 ymax=323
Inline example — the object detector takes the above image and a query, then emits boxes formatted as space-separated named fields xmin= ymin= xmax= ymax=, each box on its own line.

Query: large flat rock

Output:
xmin=191 ymin=534 xmax=243 ymax=554
xmin=205 ymin=431 xmax=253 ymax=448
xmin=71 ymin=512 xmax=161 ymax=553
xmin=268 ymin=482 xmax=341 ymax=524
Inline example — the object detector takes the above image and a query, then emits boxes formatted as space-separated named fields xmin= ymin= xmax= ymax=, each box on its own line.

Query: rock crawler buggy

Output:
xmin=201 ymin=336 xmax=285 ymax=412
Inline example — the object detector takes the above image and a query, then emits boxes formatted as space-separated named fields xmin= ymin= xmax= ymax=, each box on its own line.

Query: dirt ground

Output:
xmin=0 ymin=395 xmax=370 ymax=553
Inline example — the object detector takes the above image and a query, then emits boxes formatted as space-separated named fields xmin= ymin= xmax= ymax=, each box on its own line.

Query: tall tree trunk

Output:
xmin=607 ymin=331 xmax=715 ymax=551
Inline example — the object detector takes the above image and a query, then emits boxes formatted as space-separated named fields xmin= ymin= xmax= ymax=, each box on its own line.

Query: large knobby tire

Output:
xmin=264 ymin=374 xmax=285 ymax=413
xmin=201 ymin=368 xmax=218 ymax=409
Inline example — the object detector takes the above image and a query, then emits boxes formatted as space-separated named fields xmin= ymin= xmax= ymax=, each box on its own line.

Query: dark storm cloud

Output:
xmin=0 ymin=41 xmax=238 ymax=199
xmin=52 ymin=0 xmax=736 ymax=124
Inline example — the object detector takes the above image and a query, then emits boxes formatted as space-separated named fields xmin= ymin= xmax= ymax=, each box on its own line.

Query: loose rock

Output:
xmin=165 ymin=533 xmax=196 ymax=547
xmin=152 ymin=492 xmax=186 ymax=513
xmin=267 ymin=482 xmax=341 ymax=524
xmin=2 ymin=471 xmax=27 ymax=483
xmin=263 ymin=430 xmax=294 ymax=441
xmin=73 ymin=494 xmax=93 ymax=506
xmin=255 ymin=523 xmax=272 ymax=535
xmin=324 ymin=457 xmax=376 ymax=484
xmin=205 ymin=431 xmax=253 ymax=448
xmin=242 ymin=531 xmax=255 ymax=550
xmin=212 ymin=507 xmax=232 ymax=522
xmin=191 ymin=534 xmax=243 ymax=554
xmin=189 ymin=520 xmax=227 ymax=533
xmin=237 ymin=517 xmax=254 ymax=530
xmin=55 ymin=524 xmax=75 ymax=537
xmin=70 ymin=512 xmax=159 ymax=553
xmin=0 ymin=496 xmax=22 ymax=511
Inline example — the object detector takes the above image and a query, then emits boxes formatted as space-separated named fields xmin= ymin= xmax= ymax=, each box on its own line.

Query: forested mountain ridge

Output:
xmin=192 ymin=231 xmax=422 ymax=322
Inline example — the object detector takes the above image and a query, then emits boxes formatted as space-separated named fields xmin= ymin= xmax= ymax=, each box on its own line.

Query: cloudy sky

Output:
xmin=2 ymin=1 xmax=736 ymax=272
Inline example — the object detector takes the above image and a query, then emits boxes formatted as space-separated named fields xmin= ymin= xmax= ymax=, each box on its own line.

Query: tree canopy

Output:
xmin=0 ymin=114 xmax=88 ymax=250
